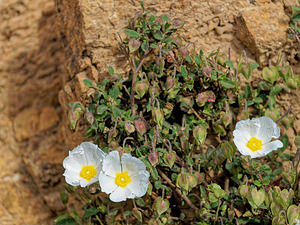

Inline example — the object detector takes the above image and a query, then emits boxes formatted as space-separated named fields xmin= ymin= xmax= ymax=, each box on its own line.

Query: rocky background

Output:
xmin=0 ymin=0 xmax=299 ymax=224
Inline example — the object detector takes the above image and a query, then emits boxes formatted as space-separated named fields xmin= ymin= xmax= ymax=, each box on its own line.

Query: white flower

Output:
xmin=233 ymin=116 xmax=283 ymax=158
xmin=99 ymin=151 xmax=150 ymax=202
xmin=63 ymin=142 xmax=106 ymax=187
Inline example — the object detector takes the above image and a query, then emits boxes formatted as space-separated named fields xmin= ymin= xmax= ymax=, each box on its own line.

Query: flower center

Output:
xmin=115 ymin=171 xmax=131 ymax=188
xmin=80 ymin=165 xmax=97 ymax=181
xmin=246 ymin=137 xmax=262 ymax=152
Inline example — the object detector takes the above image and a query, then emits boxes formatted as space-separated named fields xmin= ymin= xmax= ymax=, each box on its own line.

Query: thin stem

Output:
xmin=214 ymin=199 xmax=222 ymax=225
xmin=157 ymin=168 xmax=198 ymax=210
xmin=276 ymin=106 xmax=291 ymax=123
xmin=130 ymin=52 xmax=151 ymax=115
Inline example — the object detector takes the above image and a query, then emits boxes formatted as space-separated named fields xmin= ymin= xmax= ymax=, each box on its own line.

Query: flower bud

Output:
xmin=249 ymin=187 xmax=265 ymax=208
xmin=194 ymin=172 xmax=205 ymax=184
xmin=187 ymin=173 xmax=198 ymax=190
xmin=166 ymin=76 xmax=175 ymax=90
xmin=173 ymin=19 xmax=183 ymax=28
xmin=202 ymin=66 xmax=212 ymax=77
xmin=148 ymin=151 xmax=159 ymax=167
xmin=220 ymin=111 xmax=232 ymax=128
xmin=134 ymin=118 xmax=147 ymax=136
xmin=176 ymin=173 xmax=189 ymax=192
xmin=154 ymin=197 xmax=170 ymax=216
xmin=219 ymin=141 xmax=236 ymax=161
xmin=179 ymin=46 xmax=189 ymax=57
xmin=196 ymin=91 xmax=216 ymax=107
xmin=108 ymin=128 xmax=118 ymax=142
xmin=287 ymin=205 xmax=300 ymax=225
xmin=238 ymin=63 xmax=251 ymax=80
xmin=264 ymin=108 xmax=280 ymax=121
xmin=163 ymin=151 xmax=176 ymax=168
xmin=262 ymin=66 xmax=278 ymax=84
xmin=238 ymin=184 xmax=249 ymax=198
xmin=129 ymin=39 xmax=141 ymax=53
xmin=124 ymin=121 xmax=135 ymax=134
xmin=135 ymin=80 xmax=149 ymax=99
xmin=193 ymin=125 xmax=207 ymax=145
xmin=132 ymin=208 xmax=142 ymax=222
xmin=85 ymin=111 xmax=94 ymax=125
xmin=217 ymin=55 xmax=226 ymax=67
xmin=152 ymin=107 xmax=164 ymax=129
xmin=286 ymin=77 xmax=298 ymax=90
xmin=149 ymin=83 xmax=160 ymax=97
xmin=68 ymin=110 xmax=80 ymax=130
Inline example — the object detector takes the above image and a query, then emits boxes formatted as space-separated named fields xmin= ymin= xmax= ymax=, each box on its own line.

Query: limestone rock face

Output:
xmin=236 ymin=2 xmax=290 ymax=65
xmin=0 ymin=0 xmax=66 ymax=224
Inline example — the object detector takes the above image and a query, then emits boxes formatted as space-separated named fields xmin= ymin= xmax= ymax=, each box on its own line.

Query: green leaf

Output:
xmin=109 ymin=86 xmax=120 ymax=99
xmin=153 ymin=31 xmax=164 ymax=40
xmin=60 ymin=192 xmax=68 ymax=205
xmin=108 ymin=66 xmax=114 ymax=76
xmin=124 ymin=29 xmax=139 ymax=38
xmin=194 ymin=56 xmax=201 ymax=66
xmin=219 ymin=77 xmax=236 ymax=89
xmin=55 ymin=217 xmax=77 ymax=225
xmin=82 ymin=208 xmax=100 ymax=220
xmin=83 ymin=79 xmax=93 ymax=88
xmin=180 ymin=65 xmax=188 ymax=78
xmin=148 ymin=15 xmax=156 ymax=25
xmin=140 ymin=1 xmax=145 ymax=10
xmin=97 ymin=105 xmax=107 ymax=115
xmin=141 ymin=41 xmax=149 ymax=52
xmin=161 ymin=14 xmax=169 ymax=23
xmin=270 ymin=85 xmax=282 ymax=96
xmin=244 ymin=85 xmax=251 ymax=99
xmin=150 ymin=43 xmax=158 ymax=49
xmin=250 ymin=62 xmax=259 ymax=70
xmin=225 ymin=60 xmax=235 ymax=70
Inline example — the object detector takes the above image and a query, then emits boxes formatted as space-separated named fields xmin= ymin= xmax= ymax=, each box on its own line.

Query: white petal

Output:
xmin=63 ymin=155 xmax=83 ymax=172
xmin=63 ymin=170 xmax=80 ymax=186
xmin=99 ymin=172 xmax=118 ymax=194
xmin=233 ymin=119 xmax=259 ymax=139
xmin=249 ymin=140 xmax=283 ymax=158
xmin=80 ymin=142 xmax=107 ymax=165
xmin=80 ymin=178 xmax=90 ymax=187
xmin=102 ymin=151 xmax=121 ymax=177
xmin=109 ymin=187 xmax=134 ymax=202
xmin=127 ymin=170 xmax=150 ymax=197
xmin=255 ymin=117 xmax=280 ymax=144
xmin=121 ymin=154 xmax=146 ymax=177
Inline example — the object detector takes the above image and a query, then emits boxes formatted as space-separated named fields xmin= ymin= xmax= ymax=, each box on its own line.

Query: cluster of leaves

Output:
xmin=58 ymin=2 xmax=300 ymax=225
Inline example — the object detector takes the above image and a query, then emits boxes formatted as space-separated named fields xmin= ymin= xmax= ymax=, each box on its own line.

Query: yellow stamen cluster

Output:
xmin=115 ymin=171 xmax=131 ymax=188
xmin=80 ymin=165 xmax=97 ymax=181
xmin=246 ymin=137 xmax=262 ymax=152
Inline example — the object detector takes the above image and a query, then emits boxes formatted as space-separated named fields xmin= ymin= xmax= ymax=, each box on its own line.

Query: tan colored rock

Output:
xmin=39 ymin=106 xmax=59 ymax=132
xmin=13 ymin=108 xmax=40 ymax=141
xmin=236 ymin=3 xmax=289 ymax=65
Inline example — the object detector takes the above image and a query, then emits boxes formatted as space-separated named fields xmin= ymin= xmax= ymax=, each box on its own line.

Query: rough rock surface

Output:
xmin=236 ymin=2 xmax=290 ymax=65
xmin=0 ymin=0 xmax=66 ymax=224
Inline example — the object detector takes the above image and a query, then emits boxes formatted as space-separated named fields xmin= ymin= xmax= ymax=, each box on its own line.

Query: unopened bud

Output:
xmin=152 ymin=107 xmax=164 ymax=129
xmin=286 ymin=78 xmax=298 ymax=90
xmin=173 ymin=19 xmax=183 ymax=28
xmin=163 ymin=102 xmax=174 ymax=118
xmin=135 ymin=80 xmax=149 ymax=99
xmin=124 ymin=121 xmax=135 ymax=134
xmin=134 ymin=118 xmax=147 ymax=136
xmin=163 ymin=151 xmax=176 ymax=168
xmin=262 ymin=66 xmax=278 ymax=84
xmin=85 ymin=111 xmax=94 ymax=125
xmin=129 ymin=39 xmax=141 ymax=53
xmin=193 ymin=125 xmax=207 ymax=145
xmin=166 ymin=76 xmax=175 ymax=90
xmin=148 ymin=151 xmax=159 ymax=167
xmin=180 ymin=96 xmax=194 ymax=112
xmin=149 ymin=83 xmax=160 ymax=97
xmin=264 ymin=108 xmax=280 ymax=121
xmin=154 ymin=197 xmax=170 ymax=216
xmin=179 ymin=46 xmax=189 ymax=57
